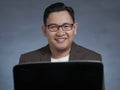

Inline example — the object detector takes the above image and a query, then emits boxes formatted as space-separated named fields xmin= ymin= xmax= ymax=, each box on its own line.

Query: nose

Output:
xmin=56 ymin=26 xmax=65 ymax=36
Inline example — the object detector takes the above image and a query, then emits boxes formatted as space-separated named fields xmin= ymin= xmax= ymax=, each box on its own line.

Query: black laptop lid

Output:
xmin=13 ymin=61 xmax=103 ymax=90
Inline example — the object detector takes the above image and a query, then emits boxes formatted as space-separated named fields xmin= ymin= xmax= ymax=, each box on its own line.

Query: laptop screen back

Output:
xmin=13 ymin=61 xmax=103 ymax=90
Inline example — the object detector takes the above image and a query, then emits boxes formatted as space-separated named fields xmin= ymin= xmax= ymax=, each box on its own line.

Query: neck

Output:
xmin=50 ymin=47 xmax=71 ymax=59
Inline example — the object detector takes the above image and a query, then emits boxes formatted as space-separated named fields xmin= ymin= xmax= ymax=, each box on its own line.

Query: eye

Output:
xmin=64 ymin=25 xmax=70 ymax=27
xmin=48 ymin=25 xmax=58 ymax=29
xmin=63 ymin=24 xmax=72 ymax=29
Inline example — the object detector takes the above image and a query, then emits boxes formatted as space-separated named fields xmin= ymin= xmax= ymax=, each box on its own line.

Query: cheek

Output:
xmin=46 ymin=32 xmax=55 ymax=41
xmin=67 ymin=30 xmax=76 ymax=37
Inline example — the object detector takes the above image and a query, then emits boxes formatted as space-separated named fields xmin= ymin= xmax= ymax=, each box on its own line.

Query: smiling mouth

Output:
xmin=55 ymin=38 xmax=67 ymax=43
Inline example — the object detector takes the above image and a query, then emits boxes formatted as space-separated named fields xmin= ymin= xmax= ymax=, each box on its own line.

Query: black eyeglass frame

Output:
xmin=46 ymin=23 xmax=74 ymax=32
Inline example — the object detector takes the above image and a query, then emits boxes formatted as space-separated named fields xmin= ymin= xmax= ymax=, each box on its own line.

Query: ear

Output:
xmin=41 ymin=25 xmax=47 ymax=37
xmin=73 ymin=23 xmax=78 ymax=35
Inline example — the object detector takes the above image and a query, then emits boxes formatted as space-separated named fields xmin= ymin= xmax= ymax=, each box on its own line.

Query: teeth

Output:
xmin=55 ymin=38 xmax=66 ymax=43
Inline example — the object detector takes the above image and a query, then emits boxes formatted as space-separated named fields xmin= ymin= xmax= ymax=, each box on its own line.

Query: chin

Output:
xmin=55 ymin=45 xmax=69 ymax=51
xmin=52 ymin=41 xmax=70 ymax=51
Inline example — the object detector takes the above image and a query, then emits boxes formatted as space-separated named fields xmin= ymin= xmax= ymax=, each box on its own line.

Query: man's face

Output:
xmin=42 ymin=10 xmax=78 ymax=51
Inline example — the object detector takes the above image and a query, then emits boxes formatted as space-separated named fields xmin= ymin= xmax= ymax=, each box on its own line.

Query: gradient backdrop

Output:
xmin=0 ymin=0 xmax=120 ymax=90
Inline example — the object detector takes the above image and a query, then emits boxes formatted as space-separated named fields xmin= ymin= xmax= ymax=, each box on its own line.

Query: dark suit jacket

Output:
xmin=19 ymin=42 xmax=102 ymax=64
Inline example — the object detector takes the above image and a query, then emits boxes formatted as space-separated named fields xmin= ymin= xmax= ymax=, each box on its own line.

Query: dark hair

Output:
xmin=43 ymin=2 xmax=75 ymax=25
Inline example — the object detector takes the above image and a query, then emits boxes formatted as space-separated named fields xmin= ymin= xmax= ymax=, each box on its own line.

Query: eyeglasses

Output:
xmin=46 ymin=23 xmax=74 ymax=32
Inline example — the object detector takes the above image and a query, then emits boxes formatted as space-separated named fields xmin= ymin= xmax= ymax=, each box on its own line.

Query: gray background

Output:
xmin=0 ymin=0 xmax=120 ymax=90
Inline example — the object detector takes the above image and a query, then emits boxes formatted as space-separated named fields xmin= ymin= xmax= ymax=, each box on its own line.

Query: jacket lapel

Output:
xmin=69 ymin=42 xmax=84 ymax=61
xmin=40 ymin=42 xmax=84 ymax=62
xmin=40 ymin=45 xmax=51 ymax=62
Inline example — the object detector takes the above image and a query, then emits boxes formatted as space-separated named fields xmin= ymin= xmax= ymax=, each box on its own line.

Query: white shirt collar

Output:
xmin=51 ymin=54 xmax=69 ymax=63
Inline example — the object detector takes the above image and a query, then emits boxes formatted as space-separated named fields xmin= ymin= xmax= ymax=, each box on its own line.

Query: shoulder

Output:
xmin=70 ymin=42 xmax=102 ymax=61
xmin=19 ymin=45 xmax=50 ymax=64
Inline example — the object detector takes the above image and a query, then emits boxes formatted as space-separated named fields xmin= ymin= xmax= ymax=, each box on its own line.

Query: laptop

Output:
xmin=13 ymin=60 xmax=104 ymax=90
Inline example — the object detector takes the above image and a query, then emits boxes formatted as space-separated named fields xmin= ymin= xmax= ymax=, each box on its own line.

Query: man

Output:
xmin=19 ymin=2 xmax=104 ymax=90
xmin=19 ymin=2 xmax=102 ymax=63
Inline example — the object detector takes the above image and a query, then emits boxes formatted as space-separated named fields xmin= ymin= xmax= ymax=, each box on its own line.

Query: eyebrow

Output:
xmin=47 ymin=23 xmax=73 ymax=26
